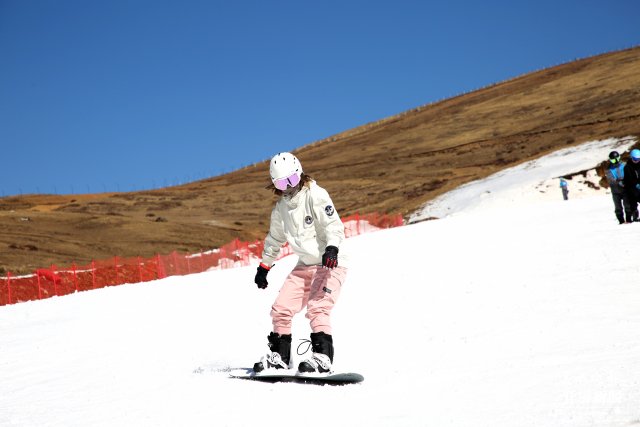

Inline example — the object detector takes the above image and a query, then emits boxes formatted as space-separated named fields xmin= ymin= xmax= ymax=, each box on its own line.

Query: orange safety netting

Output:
xmin=0 ymin=212 xmax=403 ymax=306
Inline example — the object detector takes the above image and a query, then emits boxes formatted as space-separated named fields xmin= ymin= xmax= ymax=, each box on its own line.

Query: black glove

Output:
xmin=255 ymin=263 xmax=270 ymax=289
xmin=322 ymin=246 xmax=339 ymax=269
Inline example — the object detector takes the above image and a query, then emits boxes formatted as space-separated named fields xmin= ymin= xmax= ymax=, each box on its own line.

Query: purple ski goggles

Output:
xmin=273 ymin=172 xmax=301 ymax=191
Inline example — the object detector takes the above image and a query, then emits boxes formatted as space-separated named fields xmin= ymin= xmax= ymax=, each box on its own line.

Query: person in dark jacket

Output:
xmin=605 ymin=151 xmax=632 ymax=224
xmin=622 ymin=149 xmax=640 ymax=222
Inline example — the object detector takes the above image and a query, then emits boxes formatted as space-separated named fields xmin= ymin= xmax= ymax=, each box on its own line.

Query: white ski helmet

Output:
xmin=270 ymin=152 xmax=303 ymax=190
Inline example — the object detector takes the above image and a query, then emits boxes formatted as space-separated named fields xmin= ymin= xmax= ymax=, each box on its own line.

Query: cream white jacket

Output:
xmin=261 ymin=181 xmax=348 ymax=268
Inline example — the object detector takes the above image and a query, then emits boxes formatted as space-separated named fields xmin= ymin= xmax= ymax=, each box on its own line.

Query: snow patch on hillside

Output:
xmin=409 ymin=136 xmax=637 ymax=222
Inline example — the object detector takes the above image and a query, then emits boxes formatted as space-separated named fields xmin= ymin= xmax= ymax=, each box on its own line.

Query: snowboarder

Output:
xmin=604 ymin=151 xmax=632 ymax=224
xmin=253 ymin=152 xmax=348 ymax=374
xmin=559 ymin=178 xmax=569 ymax=200
xmin=623 ymin=148 xmax=640 ymax=222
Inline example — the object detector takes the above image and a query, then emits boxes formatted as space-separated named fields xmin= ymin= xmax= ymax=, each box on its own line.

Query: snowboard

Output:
xmin=229 ymin=368 xmax=364 ymax=385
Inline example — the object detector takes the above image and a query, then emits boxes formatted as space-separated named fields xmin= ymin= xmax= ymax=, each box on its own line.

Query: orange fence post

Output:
xmin=234 ymin=238 xmax=239 ymax=264
xmin=37 ymin=272 xmax=42 ymax=300
xmin=51 ymin=265 xmax=58 ymax=296
xmin=114 ymin=256 xmax=119 ymax=285
xmin=171 ymin=251 xmax=178 ymax=275
xmin=91 ymin=260 xmax=96 ymax=289
xmin=72 ymin=263 xmax=78 ymax=293
xmin=156 ymin=254 xmax=164 ymax=279
xmin=137 ymin=256 xmax=143 ymax=282
xmin=7 ymin=272 xmax=12 ymax=305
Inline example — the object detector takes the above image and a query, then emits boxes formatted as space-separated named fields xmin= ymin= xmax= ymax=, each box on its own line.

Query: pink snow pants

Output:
xmin=271 ymin=265 xmax=347 ymax=335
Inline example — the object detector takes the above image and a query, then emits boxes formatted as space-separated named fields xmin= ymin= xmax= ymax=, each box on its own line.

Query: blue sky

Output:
xmin=1 ymin=0 xmax=638 ymax=196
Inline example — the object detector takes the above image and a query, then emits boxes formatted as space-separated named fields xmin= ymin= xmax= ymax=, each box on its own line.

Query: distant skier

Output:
xmin=604 ymin=151 xmax=632 ymax=224
xmin=623 ymin=149 xmax=640 ymax=222
xmin=253 ymin=152 xmax=348 ymax=374
xmin=559 ymin=178 xmax=569 ymax=200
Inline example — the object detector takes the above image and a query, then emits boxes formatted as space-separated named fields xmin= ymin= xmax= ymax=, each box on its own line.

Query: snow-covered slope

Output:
xmin=409 ymin=136 xmax=637 ymax=222
xmin=1 ymin=139 xmax=640 ymax=427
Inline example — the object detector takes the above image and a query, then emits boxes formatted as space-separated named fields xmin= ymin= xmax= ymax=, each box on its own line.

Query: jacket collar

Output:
xmin=283 ymin=185 xmax=308 ymax=207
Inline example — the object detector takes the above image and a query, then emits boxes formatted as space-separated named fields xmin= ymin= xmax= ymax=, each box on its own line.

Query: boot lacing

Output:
xmin=297 ymin=339 xmax=313 ymax=356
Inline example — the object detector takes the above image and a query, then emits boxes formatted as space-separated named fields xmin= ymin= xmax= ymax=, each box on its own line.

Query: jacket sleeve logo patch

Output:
xmin=324 ymin=205 xmax=335 ymax=217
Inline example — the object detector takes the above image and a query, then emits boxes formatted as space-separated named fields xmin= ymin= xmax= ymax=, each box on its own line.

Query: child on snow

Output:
xmin=253 ymin=152 xmax=348 ymax=374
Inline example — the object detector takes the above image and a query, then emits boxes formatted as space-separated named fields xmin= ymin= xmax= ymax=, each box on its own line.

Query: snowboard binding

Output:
xmin=253 ymin=332 xmax=292 ymax=372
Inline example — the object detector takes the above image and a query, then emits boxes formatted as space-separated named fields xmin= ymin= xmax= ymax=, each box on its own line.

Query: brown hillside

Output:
xmin=2 ymin=47 xmax=640 ymax=275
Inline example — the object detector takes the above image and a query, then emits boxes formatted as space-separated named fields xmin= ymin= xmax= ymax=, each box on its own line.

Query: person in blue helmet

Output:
xmin=605 ymin=151 xmax=632 ymax=224
xmin=622 ymin=148 xmax=640 ymax=222
xmin=559 ymin=178 xmax=569 ymax=200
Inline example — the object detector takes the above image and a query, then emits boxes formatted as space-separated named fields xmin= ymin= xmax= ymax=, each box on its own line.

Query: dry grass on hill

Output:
xmin=2 ymin=47 xmax=640 ymax=275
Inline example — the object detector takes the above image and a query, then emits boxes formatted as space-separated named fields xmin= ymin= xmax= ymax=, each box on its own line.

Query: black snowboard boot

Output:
xmin=298 ymin=332 xmax=334 ymax=374
xmin=253 ymin=332 xmax=292 ymax=373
